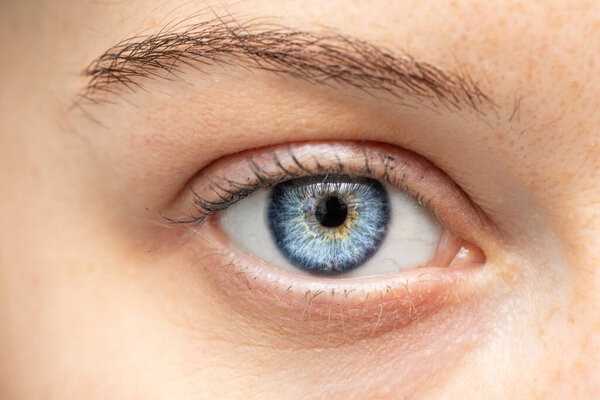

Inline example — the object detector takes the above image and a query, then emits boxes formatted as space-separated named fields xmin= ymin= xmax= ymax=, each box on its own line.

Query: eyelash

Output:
xmin=161 ymin=140 xmax=495 ymax=270
xmin=167 ymin=144 xmax=424 ymax=227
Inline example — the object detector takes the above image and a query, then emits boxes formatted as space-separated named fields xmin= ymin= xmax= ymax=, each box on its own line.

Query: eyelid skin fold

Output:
xmin=164 ymin=141 xmax=493 ymax=345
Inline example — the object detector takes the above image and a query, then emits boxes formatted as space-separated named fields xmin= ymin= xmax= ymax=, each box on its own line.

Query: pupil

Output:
xmin=316 ymin=196 xmax=348 ymax=228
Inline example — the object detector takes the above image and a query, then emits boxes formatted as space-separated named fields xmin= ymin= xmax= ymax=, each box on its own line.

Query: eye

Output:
xmin=220 ymin=175 xmax=443 ymax=277
xmin=166 ymin=141 xmax=489 ymax=340
xmin=172 ymin=140 xmax=486 ymax=278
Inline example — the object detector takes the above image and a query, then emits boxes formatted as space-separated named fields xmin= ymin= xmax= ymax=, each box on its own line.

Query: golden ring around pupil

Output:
xmin=301 ymin=193 xmax=359 ymax=241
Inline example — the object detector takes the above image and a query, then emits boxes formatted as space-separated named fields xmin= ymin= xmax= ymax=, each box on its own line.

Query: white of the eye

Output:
xmin=219 ymin=186 xmax=440 ymax=277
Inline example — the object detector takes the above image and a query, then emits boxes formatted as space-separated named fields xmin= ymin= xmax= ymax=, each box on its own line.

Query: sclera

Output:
xmin=220 ymin=184 xmax=440 ymax=277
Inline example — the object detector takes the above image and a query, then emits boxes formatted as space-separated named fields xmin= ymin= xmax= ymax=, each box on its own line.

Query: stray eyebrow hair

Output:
xmin=77 ymin=16 xmax=492 ymax=112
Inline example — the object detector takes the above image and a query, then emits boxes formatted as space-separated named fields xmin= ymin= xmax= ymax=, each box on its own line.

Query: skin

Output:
xmin=1 ymin=0 xmax=599 ymax=398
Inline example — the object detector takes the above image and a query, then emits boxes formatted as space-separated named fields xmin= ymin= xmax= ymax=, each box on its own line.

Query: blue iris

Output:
xmin=267 ymin=176 xmax=390 ymax=274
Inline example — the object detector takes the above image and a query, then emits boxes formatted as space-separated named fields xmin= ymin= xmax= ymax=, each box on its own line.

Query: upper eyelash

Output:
xmin=164 ymin=148 xmax=382 ymax=226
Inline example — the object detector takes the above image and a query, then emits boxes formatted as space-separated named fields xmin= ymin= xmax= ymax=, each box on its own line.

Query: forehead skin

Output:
xmin=0 ymin=0 xmax=599 ymax=399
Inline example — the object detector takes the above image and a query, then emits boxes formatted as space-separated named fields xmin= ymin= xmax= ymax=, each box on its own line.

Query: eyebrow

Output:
xmin=77 ymin=16 xmax=492 ymax=112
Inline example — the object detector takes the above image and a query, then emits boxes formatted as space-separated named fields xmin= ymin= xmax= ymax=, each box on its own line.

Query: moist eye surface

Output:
xmin=215 ymin=144 xmax=446 ymax=278
xmin=267 ymin=176 xmax=390 ymax=274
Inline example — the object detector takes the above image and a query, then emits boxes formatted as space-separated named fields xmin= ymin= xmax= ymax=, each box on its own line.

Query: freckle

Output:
xmin=570 ymin=81 xmax=580 ymax=91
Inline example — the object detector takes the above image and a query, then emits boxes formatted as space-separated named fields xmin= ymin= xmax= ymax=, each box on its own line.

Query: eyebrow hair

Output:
xmin=77 ymin=16 xmax=492 ymax=112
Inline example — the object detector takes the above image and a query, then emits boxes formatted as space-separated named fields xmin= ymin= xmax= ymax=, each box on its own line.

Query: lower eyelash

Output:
xmin=186 ymin=236 xmax=472 ymax=345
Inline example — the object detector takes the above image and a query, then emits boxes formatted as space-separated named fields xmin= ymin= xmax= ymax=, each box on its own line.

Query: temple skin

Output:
xmin=1 ymin=1 xmax=600 ymax=399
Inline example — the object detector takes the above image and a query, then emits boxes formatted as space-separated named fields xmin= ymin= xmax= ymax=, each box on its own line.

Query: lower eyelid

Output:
xmin=188 ymin=217 xmax=482 ymax=345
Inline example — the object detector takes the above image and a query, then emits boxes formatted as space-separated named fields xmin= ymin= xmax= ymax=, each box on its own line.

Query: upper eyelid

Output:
xmin=164 ymin=141 xmax=497 ymax=247
xmin=75 ymin=15 xmax=494 ymax=114
xmin=165 ymin=150 xmax=334 ymax=226
xmin=166 ymin=146 xmax=335 ymax=225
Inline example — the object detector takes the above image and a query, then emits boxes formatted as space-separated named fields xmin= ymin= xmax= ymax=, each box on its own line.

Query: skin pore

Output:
xmin=1 ymin=0 xmax=599 ymax=399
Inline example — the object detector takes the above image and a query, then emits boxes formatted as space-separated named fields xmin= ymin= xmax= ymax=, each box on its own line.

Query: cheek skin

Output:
xmin=173 ymin=231 xmax=504 ymax=398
